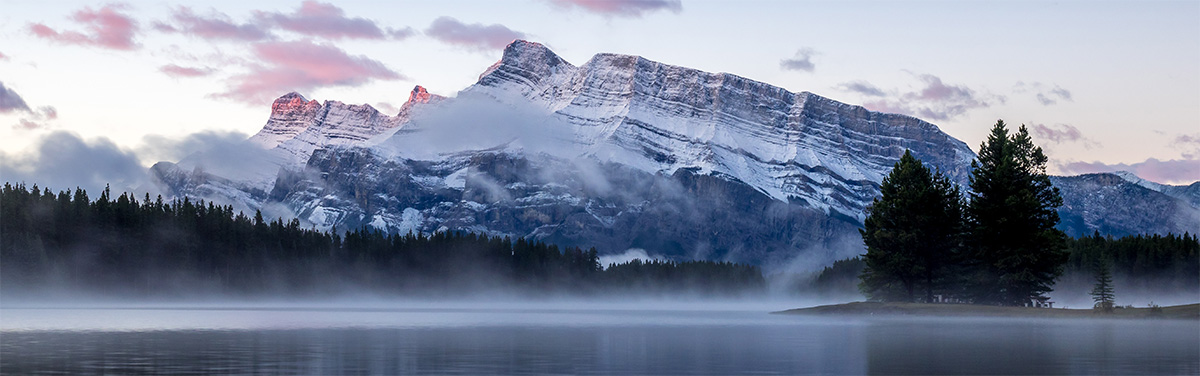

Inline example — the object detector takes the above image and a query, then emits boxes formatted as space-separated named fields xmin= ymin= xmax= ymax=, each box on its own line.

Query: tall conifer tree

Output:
xmin=859 ymin=150 xmax=964 ymax=302
xmin=965 ymin=120 xmax=1067 ymax=306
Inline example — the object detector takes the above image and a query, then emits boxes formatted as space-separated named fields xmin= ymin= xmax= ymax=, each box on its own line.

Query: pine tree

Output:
xmin=965 ymin=120 xmax=1068 ymax=306
xmin=859 ymin=150 xmax=965 ymax=302
xmin=1090 ymin=258 xmax=1115 ymax=312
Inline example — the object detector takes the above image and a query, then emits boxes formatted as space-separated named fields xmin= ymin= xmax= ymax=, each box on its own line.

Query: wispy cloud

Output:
xmin=159 ymin=64 xmax=214 ymax=78
xmin=545 ymin=0 xmax=682 ymax=17
xmin=425 ymin=16 xmax=527 ymax=52
xmin=780 ymin=48 xmax=817 ymax=72
xmin=1171 ymin=133 xmax=1200 ymax=159
xmin=1015 ymin=81 xmax=1072 ymax=106
xmin=29 ymin=4 xmax=139 ymax=50
xmin=1057 ymin=158 xmax=1200 ymax=185
xmin=154 ymin=7 xmax=271 ymax=41
xmin=835 ymin=81 xmax=886 ymax=97
xmin=857 ymin=73 xmax=1000 ymax=121
xmin=255 ymin=1 xmax=413 ymax=40
xmin=0 ymin=51 xmax=8 ymax=61
xmin=1030 ymin=123 xmax=1098 ymax=149
xmin=217 ymin=40 xmax=403 ymax=105
xmin=10 ymin=106 xmax=58 ymax=131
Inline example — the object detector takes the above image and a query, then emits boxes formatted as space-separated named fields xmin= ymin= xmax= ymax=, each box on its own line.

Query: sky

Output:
xmin=1 ymin=0 xmax=1198 ymax=186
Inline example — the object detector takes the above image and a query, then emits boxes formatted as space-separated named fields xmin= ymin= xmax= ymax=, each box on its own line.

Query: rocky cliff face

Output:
xmin=461 ymin=41 xmax=975 ymax=219
xmin=153 ymin=40 xmax=1197 ymax=267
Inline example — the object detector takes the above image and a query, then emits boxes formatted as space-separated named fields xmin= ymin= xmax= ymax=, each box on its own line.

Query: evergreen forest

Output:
xmin=0 ymin=183 xmax=764 ymax=297
xmin=854 ymin=120 xmax=1197 ymax=306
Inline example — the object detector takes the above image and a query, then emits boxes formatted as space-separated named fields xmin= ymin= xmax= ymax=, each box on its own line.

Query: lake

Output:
xmin=2 ymin=302 xmax=1197 ymax=375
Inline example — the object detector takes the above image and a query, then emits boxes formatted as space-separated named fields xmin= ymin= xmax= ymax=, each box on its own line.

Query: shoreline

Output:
xmin=772 ymin=301 xmax=1200 ymax=320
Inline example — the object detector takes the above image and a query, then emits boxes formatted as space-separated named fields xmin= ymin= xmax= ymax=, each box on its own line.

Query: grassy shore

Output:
xmin=773 ymin=301 xmax=1200 ymax=320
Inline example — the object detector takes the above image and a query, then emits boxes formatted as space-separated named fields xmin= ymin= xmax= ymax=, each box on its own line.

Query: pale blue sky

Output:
xmin=1 ymin=0 xmax=1197 ymax=183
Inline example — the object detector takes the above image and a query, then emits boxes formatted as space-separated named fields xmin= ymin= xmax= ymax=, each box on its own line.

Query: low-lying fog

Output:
xmin=3 ymin=296 xmax=1197 ymax=375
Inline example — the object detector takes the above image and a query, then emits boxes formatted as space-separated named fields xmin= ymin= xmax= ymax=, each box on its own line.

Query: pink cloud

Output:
xmin=0 ymin=51 xmax=8 ymax=61
xmin=217 ymin=40 xmax=403 ymax=104
xmin=160 ymin=64 xmax=213 ymax=78
xmin=859 ymin=73 xmax=999 ymax=121
xmin=155 ymin=7 xmax=270 ymax=41
xmin=1058 ymin=158 xmax=1200 ymax=185
xmin=425 ymin=17 xmax=526 ymax=51
xmin=13 ymin=119 xmax=43 ymax=131
xmin=29 ymin=4 xmax=138 ymax=50
xmin=38 ymin=106 xmax=58 ymax=120
xmin=1030 ymin=123 xmax=1097 ymax=149
xmin=255 ymin=1 xmax=411 ymax=40
xmin=547 ymin=0 xmax=682 ymax=17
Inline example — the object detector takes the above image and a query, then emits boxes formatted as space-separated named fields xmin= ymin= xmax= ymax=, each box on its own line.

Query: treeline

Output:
xmin=1063 ymin=232 xmax=1199 ymax=290
xmin=813 ymin=232 xmax=1199 ymax=297
xmin=0 ymin=183 xmax=764 ymax=297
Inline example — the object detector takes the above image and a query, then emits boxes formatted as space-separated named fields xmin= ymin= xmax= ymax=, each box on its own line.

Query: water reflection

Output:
xmin=1 ymin=308 xmax=1196 ymax=375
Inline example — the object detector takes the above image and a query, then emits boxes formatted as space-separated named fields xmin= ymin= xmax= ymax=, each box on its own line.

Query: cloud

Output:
xmin=255 ymin=1 xmax=412 ymax=40
xmin=1015 ymin=81 xmax=1072 ymax=106
xmin=13 ymin=119 xmax=41 ymax=130
xmin=1057 ymin=158 xmax=1200 ymax=185
xmin=0 ymin=82 xmax=31 ymax=113
xmin=0 ymin=130 xmax=277 ymax=199
xmin=545 ymin=0 xmax=682 ymax=17
xmin=1030 ymin=123 xmax=1097 ymax=148
xmin=425 ymin=16 xmax=527 ymax=51
xmin=780 ymin=48 xmax=817 ymax=72
xmin=160 ymin=64 xmax=213 ymax=78
xmin=0 ymin=51 xmax=8 ymax=61
xmin=0 ymin=131 xmax=150 ymax=195
xmin=374 ymin=102 xmax=399 ymax=115
xmin=38 ymin=106 xmax=58 ymax=120
xmin=137 ymin=130 xmax=250 ymax=166
xmin=154 ymin=7 xmax=271 ymax=41
xmin=1171 ymin=133 xmax=1200 ymax=159
xmin=1049 ymin=86 xmax=1072 ymax=101
xmin=10 ymin=107 xmax=59 ymax=131
xmin=1171 ymin=134 xmax=1200 ymax=148
xmin=835 ymin=81 xmax=886 ymax=97
xmin=861 ymin=73 xmax=999 ymax=121
xmin=2 ymin=82 xmax=57 ymax=130
xmin=217 ymin=40 xmax=403 ymax=105
xmin=29 ymin=4 xmax=139 ymax=50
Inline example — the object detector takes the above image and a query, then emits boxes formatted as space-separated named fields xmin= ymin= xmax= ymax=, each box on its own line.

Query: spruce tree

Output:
xmin=859 ymin=150 xmax=964 ymax=303
xmin=965 ymin=120 xmax=1068 ymax=306
xmin=1090 ymin=258 xmax=1115 ymax=312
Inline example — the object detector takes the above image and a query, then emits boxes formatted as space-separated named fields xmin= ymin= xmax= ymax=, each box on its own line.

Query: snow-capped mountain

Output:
xmin=151 ymin=40 xmax=1198 ymax=267
xmin=459 ymin=41 xmax=976 ymax=216
xmin=151 ymin=85 xmax=443 ymax=213
xmin=1053 ymin=173 xmax=1200 ymax=236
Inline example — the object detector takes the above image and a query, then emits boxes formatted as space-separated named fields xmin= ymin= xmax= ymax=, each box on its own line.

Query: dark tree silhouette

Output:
xmin=965 ymin=120 xmax=1067 ymax=306
xmin=859 ymin=150 xmax=964 ymax=303
xmin=1090 ymin=257 xmax=1116 ymax=312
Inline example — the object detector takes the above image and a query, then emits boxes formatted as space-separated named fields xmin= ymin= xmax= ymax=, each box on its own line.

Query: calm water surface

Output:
xmin=1 ymin=304 xmax=1196 ymax=375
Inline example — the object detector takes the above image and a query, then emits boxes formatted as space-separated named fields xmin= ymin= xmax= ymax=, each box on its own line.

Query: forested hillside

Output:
xmin=0 ymin=183 xmax=764 ymax=297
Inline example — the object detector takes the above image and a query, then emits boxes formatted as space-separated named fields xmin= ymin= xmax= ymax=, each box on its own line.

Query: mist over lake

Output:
xmin=2 ymin=302 xmax=1196 ymax=375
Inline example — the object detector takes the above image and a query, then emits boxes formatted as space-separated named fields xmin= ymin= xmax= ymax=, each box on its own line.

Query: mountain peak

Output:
xmin=478 ymin=40 xmax=573 ymax=82
xmin=271 ymin=91 xmax=319 ymax=115
xmin=407 ymin=85 xmax=442 ymax=105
